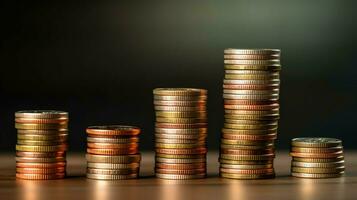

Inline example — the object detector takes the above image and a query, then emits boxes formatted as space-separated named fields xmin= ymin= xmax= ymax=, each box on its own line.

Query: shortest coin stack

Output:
xmin=15 ymin=110 xmax=69 ymax=180
xmin=86 ymin=125 xmax=141 ymax=180
xmin=290 ymin=137 xmax=345 ymax=179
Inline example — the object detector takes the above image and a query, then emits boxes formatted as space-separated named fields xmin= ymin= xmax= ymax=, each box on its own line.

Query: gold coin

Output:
xmin=16 ymin=144 xmax=68 ymax=152
xmin=223 ymin=123 xmax=278 ymax=130
xmin=219 ymin=159 xmax=273 ymax=165
xmin=220 ymin=172 xmax=275 ymax=179
xmin=290 ymin=151 xmax=344 ymax=158
xmin=155 ymin=122 xmax=207 ymax=129
xmin=156 ymin=173 xmax=206 ymax=180
xmin=224 ymin=65 xmax=281 ymax=71
xmin=155 ymin=133 xmax=207 ymax=140
xmin=291 ymin=161 xmax=344 ymax=168
xmin=87 ymin=168 xmax=139 ymax=175
xmin=291 ymin=172 xmax=344 ymax=179
xmin=155 ymin=138 xmax=205 ymax=144
xmin=86 ymin=173 xmax=138 ymax=180
xmin=17 ymin=133 xmax=68 ymax=141
xmin=223 ymin=93 xmax=279 ymax=100
xmin=17 ymin=129 xmax=68 ymax=135
xmin=224 ymin=109 xmax=279 ymax=115
xmin=220 ymin=144 xmax=274 ymax=150
xmin=291 ymin=167 xmax=345 ymax=174
xmin=224 ymin=54 xmax=280 ymax=60
xmin=17 ymin=140 xmax=65 ymax=146
xmin=220 ymin=167 xmax=274 ymax=175
xmin=221 ymin=139 xmax=275 ymax=146
xmin=224 ymin=49 xmax=281 ymax=55
xmin=293 ymin=156 xmax=344 ymax=163
xmin=87 ymin=162 xmax=140 ymax=169
xmin=156 ymin=157 xmax=206 ymax=164
xmin=86 ymin=125 xmax=141 ymax=136
xmin=15 ymin=117 xmax=69 ymax=124
xmin=153 ymin=88 xmax=207 ymax=96
xmin=224 ymin=119 xmax=278 ymax=125
xmin=155 ymin=143 xmax=205 ymax=149
xmin=291 ymin=146 xmax=343 ymax=153
xmin=154 ymin=100 xmax=206 ymax=107
xmin=87 ymin=142 xmax=138 ymax=149
xmin=291 ymin=138 xmax=342 ymax=148
xmin=155 ymin=168 xmax=206 ymax=175
xmin=222 ymin=128 xmax=277 ymax=135
xmin=224 ymin=60 xmax=280 ymax=65
xmin=224 ymin=114 xmax=280 ymax=120
xmin=16 ymin=173 xmax=65 ymax=180
xmin=156 ymin=117 xmax=207 ymax=123
xmin=223 ymin=89 xmax=279 ymax=95
xmin=223 ymin=79 xmax=280 ymax=85
xmin=15 ymin=110 xmax=68 ymax=119
xmin=155 ymin=111 xmax=207 ymax=118
xmin=154 ymin=106 xmax=206 ymax=112
xmin=15 ymin=123 xmax=68 ymax=130
xmin=16 ymin=167 xmax=65 ymax=174
xmin=155 ymin=154 xmax=206 ymax=159
xmin=220 ymin=154 xmax=275 ymax=161
xmin=220 ymin=163 xmax=273 ymax=169
xmin=224 ymin=73 xmax=280 ymax=80
xmin=156 ymin=128 xmax=208 ymax=134
xmin=16 ymin=156 xmax=66 ymax=163
xmin=154 ymin=95 xmax=207 ymax=101
xmin=86 ymin=154 xmax=141 ymax=163
xmin=87 ymin=136 xmax=139 ymax=144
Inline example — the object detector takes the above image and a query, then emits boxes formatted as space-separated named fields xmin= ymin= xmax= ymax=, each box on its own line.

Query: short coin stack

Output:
xmin=153 ymin=88 xmax=208 ymax=180
xmin=219 ymin=49 xmax=281 ymax=179
xmin=290 ymin=138 xmax=345 ymax=178
xmin=86 ymin=125 xmax=141 ymax=180
xmin=15 ymin=110 xmax=69 ymax=180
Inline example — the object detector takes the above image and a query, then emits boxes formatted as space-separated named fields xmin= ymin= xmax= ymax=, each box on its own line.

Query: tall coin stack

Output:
xmin=290 ymin=138 xmax=345 ymax=178
xmin=15 ymin=110 xmax=68 ymax=180
xmin=219 ymin=49 xmax=281 ymax=179
xmin=153 ymin=88 xmax=208 ymax=180
xmin=86 ymin=125 xmax=141 ymax=180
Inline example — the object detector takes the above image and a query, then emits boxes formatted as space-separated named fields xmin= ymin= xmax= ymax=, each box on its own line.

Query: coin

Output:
xmin=223 ymin=123 xmax=278 ymax=130
xmin=16 ymin=162 xmax=66 ymax=168
xmin=156 ymin=173 xmax=206 ymax=180
xmin=16 ymin=173 xmax=65 ymax=180
xmin=155 ymin=163 xmax=206 ymax=170
xmin=155 ymin=143 xmax=206 ymax=149
xmin=291 ymin=138 xmax=342 ymax=148
xmin=16 ymin=167 xmax=65 ymax=174
xmin=155 ymin=123 xmax=207 ymax=129
xmin=224 ymin=49 xmax=281 ymax=55
xmin=17 ymin=133 xmax=68 ymax=141
xmin=155 ymin=138 xmax=205 ymax=144
xmin=224 ymin=99 xmax=278 ymax=105
xmin=155 ymin=133 xmax=207 ymax=140
xmin=17 ymin=129 xmax=68 ymax=135
xmin=223 ymin=93 xmax=279 ymax=100
xmin=220 ymin=148 xmax=275 ymax=155
xmin=87 ymin=148 xmax=139 ymax=155
xmin=153 ymin=88 xmax=207 ymax=96
xmin=224 ymin=104 xmax=279 ymax=110
xmin=291 ymin=161 xmax=345 ymax=168
xmin=156 ymin=128 xmax=207 ymax=134
xmin=291 ymin=167 xmax=345 ymax=174
xmin=16 ymin=156 xmax=66 ymax=163
xmin=220 ymin=154 xmax=275 ymax=161
xmin=16 ymin=145 xmax=68 ymax=152
xmin=15 ymin=118 xmax=68 ymax=124
xmin=155 ymin=168 xmax=206 ymax=175
xmin=223 ymin=84 xmax=279 ymax=90
xmin=155 ymin=148 xmax=207 ymax=155
xmin=293 ymin=156 xmax=344 ymax=163
xmin=156 ymin=157 xmax=206 ymax=164
xmin=224 ymin=54 xmax=280 ymax=60
xmin=87 ymin=136 xmax=139 ymax=144
xmin=224 ymin=114 xmax=280 ymax=120
xmin=155 ymin=154 xmax=206 ymax=159
xmin=87 ymin=143 xmax=138 ymax=149
xmin=291 ymin=146 xmax=343 ymax=153
xmin=223 ymin=79 xmax=280 ymax=85
xmin=222 ymin=128 xmax=277 ymax=135
xmin=87 ymin=162 xmax=140 ymax=169
xmin=155 ymin=111 xmax=207 ymax=118
xmin=219 ymin=159 xmax=273 ymax=165
xmin=221 ymin=144 xmax=274 ymax=150
xmin=86 ymin=125 xmax=141 ymax=136
xmin=222 ymin=133 xmax=277 ymax=140
xmin=220 ymin=168 xmax=274 ymax=174
xmin=224 ymin=73 xmax=280 ymax=80
xmin=86 ymin=173 xmax=138 ymax=180
xmin=154 ymin=106 xmax=206 ymax=112
xmin=220 ymin=172 xmax=275 ymax=179
xmin=290 ymin=151 xmax=344 ymax=158
xmin=220 ymin=164 xmax=273 ymax=170
xmin=221 ymin=139 xmax=275 ymax=146
xmin=17 ymin=140 xmax=65 ymax=146
xmin=16 ymin=151 xmax=66 ymax=158
xmin=291 ymin=172 xmax=344 ymax=179
xmin=86 ymin=154 xmax=141 ymax=163
xmin=153 ymin=100 xmax=206 ymax=107
xmin=154 ymin=95 xmax=207 ymax=101
xmin=15 ymin=110 xmax=68 ymax=119
xmin=155 ymin=117 xmax=207 ymax=123
xmin=15 ymin=123 xmax=68 ymax=130
xmin=224 ymin=65 xmax=281 ymax=71
xmin=87 ymin=168 xmax=139 ymax=175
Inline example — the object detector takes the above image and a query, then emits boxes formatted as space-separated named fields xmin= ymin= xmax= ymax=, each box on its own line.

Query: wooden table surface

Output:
xmin=1 ymin=151 xmax=356 ymax=200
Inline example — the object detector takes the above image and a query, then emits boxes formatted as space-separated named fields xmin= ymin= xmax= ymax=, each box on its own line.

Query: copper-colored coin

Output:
xmin=17 ymin=129 xmax=68 ymax=135
xmin=86 ymin=173 xmax=138 ymax=180
xmin=220 ymin=154 xmax=275 ymax=161
xmin=154 ymin=106 xmax=206 ymax=112
xmin=224 ymin=119 xmax=278 ymax=125
xmin=220 ymin=168 xmax=274 ymax=174
xmin=223 ymin=94 xmax=279 ymax=101
xmin=293 ymin=156 xmax=344 ymax=163
xmin=290 ymin=151 xmax=344 ymax=158
xmin=15 ymin=118 xmax=68 ymax=124
xmin=15 ymin=123 xmax=68 ymax=130
xmin=224 ymin=104 xmax=279 ymax=111
xmin=291 ymin=146 xmax=343 ymax=153
xmin=153 ymin=100 xmax=206 ymax=107
xmin=87 ymin=168 xmax=139 ymax=175
xmin=16 ymin=151 xmax=65 ymax=158
xmin=155 ymin=133 xmax=207 ymax=140
xmin=221 ymin=139 xmax=275 ymax=146
xmin=221 ymin=144 xmax=274 ymax=150
xmin=87 ymin=148 xmax=138 ymax=155
xmin=291 ymin=167 xmax=345 ymax=174
xmin=156 ymin=173 xmax=206 ymax=180
xmin=220 ymin=163 xmax=273 ymax=170
xmin=155 ymin=168 xmax=206 ymax=175
xmin=220 ymin=172 xmax=275 ymax=179
xmin=17 ymin=133 xmax=68 ymax=141
xmin=155 ymin=148 xmax=207 ymax=155
xmin=220 ymin=148 xmax=275 ymax=155
xmin=87 ymin=136 xmax=139 ymax=144
xmin=222 ymin=133 xmax=277 ymax=140
xmin=154 ymin=95 xmax=207 ymax=101
xmin=87 ymin=143 xmax=138 ymax=149
xmin=222 ymin=128 xmax=277 ymax=135
xmin=16 ymin=162 xmax=66 ymax=168
xmin=224 ymin=109 xmax=279 ymax=116
xmin=224 ymin=99 xmax=278 ymax=105
xmin=156 ymin=117 xmax=207 ymax=123
xmin=15 ymin=110 xmax=68 ymax=119
xmin=291 ymin=172 xmax=344 ymax=179
xmin=16 ymin=167 xmax=65 ymax=174
xmin=86 ymin=154 xmax=141 ymax=163
xmin=155 ymin=111 xmax=207 ymax=118
xmin=155 ymin=123 xmax=207 ymax=129
xmin=223 ymin=122 xmax=278 ymax=130
xmin=224 ymin=54 xmax=280 ymax=60
xmin=155 ymin=153 xmax=206 ymax=159
xmin=87 ymin=162 xmax=140 ymax=169
xmin=156 ymin=128 xmax=208 ymax=134
xmin=155 ymin=163 xmax=206 ymax=170
xmin=16 ymin=156 xmax=66 ymax=163
xmin=224 ymin=114 xmax=280 ymax=120
xmin=17 ymin=140 xmax=65 ymax=146
xmin=155 ymin=143 xmax=206 ymax=149
xmin=153 ymin=88 xmax=207 ymax=96
xmin=16 ymin=144 xmax=68 ymax=152
xmin=223 ymin=84 xmax=279 ymax=90
xmin=219 ymin=159 xmax=273 ymax=165
xmin=155 ymin=138 xmax=205 ymax=144
xmin=16 ymin=173 xmax=65 ymax=180
xmin=156 ymin=157 xmax=206 ymax=164
xmin=86 ymin=125 xmax=141 ymax=136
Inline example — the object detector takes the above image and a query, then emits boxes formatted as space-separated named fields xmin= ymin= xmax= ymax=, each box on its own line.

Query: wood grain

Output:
xmin=1 ymin=151 xmax=356 ymax=200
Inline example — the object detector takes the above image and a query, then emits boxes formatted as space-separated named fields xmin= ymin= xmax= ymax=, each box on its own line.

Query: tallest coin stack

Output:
xmin=219 ymin=49 xmax=281 ymax=179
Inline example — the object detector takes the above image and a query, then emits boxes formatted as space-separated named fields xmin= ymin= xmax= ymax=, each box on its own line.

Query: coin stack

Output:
xmin=290 ymin=137 xmax=345 ymax=178
xmin=86 ymin=125 xmax=141 ymax=180
xmin=15 ymin=110 xmax=68 ymax=180
xmin=153 ymin=88 xmax=208 ymax=180
xmin=219 ymin=49 xmax=281 ymax=179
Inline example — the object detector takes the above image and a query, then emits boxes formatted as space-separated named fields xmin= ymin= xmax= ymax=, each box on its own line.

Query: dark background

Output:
xmin=1 ymin=0 xmax=357 ymax=152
